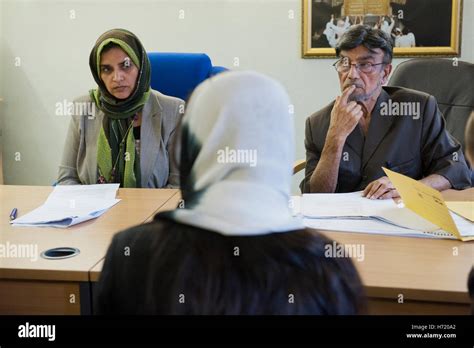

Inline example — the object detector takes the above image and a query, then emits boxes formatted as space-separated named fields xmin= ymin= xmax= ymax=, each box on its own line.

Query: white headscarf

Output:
xmin=163 ymin=71 xmax=304 ymax=236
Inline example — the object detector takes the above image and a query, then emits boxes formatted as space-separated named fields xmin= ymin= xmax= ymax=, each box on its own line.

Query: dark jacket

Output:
xmin=301 ymin=86 xmax=472 ymax=193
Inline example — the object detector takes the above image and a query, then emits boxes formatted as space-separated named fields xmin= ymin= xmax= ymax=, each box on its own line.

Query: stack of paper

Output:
xmin=291 ymin=192 xmax=452 ymax=238
xmin=292 ymin=173 xmax=474 ymax=241
xmin=11 ymin=184 xmax=121 ymax=228
xmin=293 ymin=191 xmax=440 ymax=232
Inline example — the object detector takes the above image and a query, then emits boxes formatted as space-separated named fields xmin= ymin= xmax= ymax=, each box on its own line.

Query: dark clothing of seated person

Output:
xmin=95 ymin=71 xmax=367 ymax=315
xmin=301 ymin=25 xmax=472 ymax=198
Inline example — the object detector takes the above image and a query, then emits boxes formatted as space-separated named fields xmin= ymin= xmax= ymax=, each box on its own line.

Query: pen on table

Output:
xmin=10 ymin=208 xmax=18 ymax=221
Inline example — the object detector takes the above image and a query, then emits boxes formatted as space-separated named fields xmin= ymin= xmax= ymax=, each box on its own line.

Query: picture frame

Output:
xmin=302 ymin=0 xmax=463 ymax=58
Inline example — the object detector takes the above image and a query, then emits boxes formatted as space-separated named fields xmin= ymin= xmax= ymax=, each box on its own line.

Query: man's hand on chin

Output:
xmin=363 ymin=176 xmax=400 ymax=200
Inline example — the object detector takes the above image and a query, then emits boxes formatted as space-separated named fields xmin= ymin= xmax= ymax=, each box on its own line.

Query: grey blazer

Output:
xmin=301 ymin=86 xmax=472 ymax=193
xmin=58 ymin=90 xmax=184 ymax=188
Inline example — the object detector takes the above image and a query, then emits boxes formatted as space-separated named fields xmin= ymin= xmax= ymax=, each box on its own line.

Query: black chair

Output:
xmin=388 ymin=58 xmax=474 ymax=151
xmin=389 ymin=58 xmax=474 ymax=184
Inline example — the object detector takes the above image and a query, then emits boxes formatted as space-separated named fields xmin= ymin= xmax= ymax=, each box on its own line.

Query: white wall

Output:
xmin=0 ymin=0 xmax=472 ymax=192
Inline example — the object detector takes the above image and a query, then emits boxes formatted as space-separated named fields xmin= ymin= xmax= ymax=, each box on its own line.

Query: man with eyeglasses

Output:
xmin=301 ymin=25 xmax=471 ymax=198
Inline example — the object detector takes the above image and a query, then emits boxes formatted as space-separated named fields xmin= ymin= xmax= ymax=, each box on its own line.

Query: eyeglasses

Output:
xmin=333 ymin=58 xmax=386 ymax=74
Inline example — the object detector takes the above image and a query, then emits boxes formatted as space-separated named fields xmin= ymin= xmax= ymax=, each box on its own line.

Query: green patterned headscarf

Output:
xmin=89 ymin=29 xmax=151 ymax=187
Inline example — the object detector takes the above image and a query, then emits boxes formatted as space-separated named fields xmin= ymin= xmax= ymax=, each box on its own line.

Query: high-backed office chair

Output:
xmin=147 ymin=52 xmax=227 ymax=101
xmin=388 ymin=58 xmax=474 ymax=151
xmin=388 ymin=58 xmax=474 ymax=183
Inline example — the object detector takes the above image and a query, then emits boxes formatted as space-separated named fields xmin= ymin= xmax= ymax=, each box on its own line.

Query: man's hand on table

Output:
xmin=363 ymin=176 xmax=400 ymax=200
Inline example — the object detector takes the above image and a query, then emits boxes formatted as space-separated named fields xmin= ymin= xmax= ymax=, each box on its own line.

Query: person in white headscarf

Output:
xmin=95 ymin=71 xmax=366 ymax=315
xmin=380 ymin=16 xmax=395 ymax=36
xmin=395 ymin=27 xmax=416 ymax=47
xmin=324 ymin=15 xmax=338 ymax=48
xmin=324 ymin=15 xmax=352 ymax=48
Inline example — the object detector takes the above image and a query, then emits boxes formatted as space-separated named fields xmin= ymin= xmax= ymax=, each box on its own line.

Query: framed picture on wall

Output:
xmin=302 ymin=0 xmax=463 ymax=58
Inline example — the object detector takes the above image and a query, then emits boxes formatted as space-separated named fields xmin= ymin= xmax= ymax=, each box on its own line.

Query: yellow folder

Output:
xmin=446 ymin=202 xmax=474 ymax=222
xmin=382 ymin=168 xmax=473 ymax=242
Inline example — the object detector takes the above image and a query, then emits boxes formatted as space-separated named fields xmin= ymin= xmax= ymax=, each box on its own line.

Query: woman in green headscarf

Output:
xmin=58 ymin=29 xmax=184 ymax=188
